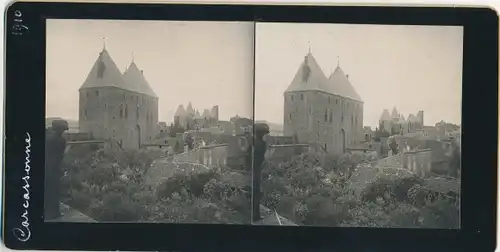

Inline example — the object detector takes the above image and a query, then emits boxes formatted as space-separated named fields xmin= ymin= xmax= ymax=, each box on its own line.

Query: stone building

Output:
xmin=174 ymin=103 xmax=219 ymax=130
xmin=283 ymin=52 xmax=364 ymax=155
xmin=78 ymin=47 xmax=159 ymax=149
xmin=379 ymin=107 xmax=424 ymax=135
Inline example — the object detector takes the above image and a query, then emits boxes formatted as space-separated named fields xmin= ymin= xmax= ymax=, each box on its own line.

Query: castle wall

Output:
xmin=265 ymin=144 xmax=310 ymax=162
xmin=283 ymin=90 xmax=363 ymax=155
xmin=79 ymin=86 xmax=159 ymax=149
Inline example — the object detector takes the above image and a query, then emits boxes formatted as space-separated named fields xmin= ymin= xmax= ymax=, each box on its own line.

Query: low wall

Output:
xmin=173 ymin=144 xmax=228 ymax=168
xmin=403 ymin=149 xmax=432 ymax=177
xmin=264 ymin=135 xmax=295 ymax=145
xmin=265 ymin=144 xmax=310 ymax=161
xmin=63 ymin=132 xmax=91 ymax=142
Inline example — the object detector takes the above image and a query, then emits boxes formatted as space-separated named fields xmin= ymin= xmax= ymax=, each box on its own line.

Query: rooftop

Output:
xmin=80 ymin=48 xmax=157 ymax=98
xmin=285 ymin=52 xmax=362 ymax=102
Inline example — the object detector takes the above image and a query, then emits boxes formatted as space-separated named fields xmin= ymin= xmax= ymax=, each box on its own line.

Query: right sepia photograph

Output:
xmin=252 ymin=23 xmax=462 ymax=228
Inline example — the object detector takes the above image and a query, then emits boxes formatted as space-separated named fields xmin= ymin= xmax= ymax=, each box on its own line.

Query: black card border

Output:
xmin=3 ymin=2 xmax=498 ymax=251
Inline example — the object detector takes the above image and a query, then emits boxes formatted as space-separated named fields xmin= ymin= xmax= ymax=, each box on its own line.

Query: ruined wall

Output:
xmin=172 ymin=144 xmax=228 ymax=168
xmin=403 ymin=149 xmax=432 ymax=177
xmin=265 ymin=144 xmax=310 ymax=162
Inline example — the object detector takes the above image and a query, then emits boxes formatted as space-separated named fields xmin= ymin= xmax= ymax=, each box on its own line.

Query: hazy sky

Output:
xmin=254 ymin=23 xmax=463 ymax=128
xmin=46 ymin=19 xmax=254 ymax=123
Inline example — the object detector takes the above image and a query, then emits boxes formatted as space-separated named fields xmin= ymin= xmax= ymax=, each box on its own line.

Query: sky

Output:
xmin=254 ymin=23 xmax=463 ymax=128
xmin=46 ymin=19 xmax=254 ymax=123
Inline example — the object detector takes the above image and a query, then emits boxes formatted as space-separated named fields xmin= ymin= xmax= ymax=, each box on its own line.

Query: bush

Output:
xmin=261 ymin=150 xmax=459 ymax=228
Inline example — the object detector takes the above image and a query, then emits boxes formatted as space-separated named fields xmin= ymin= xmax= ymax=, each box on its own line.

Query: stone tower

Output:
xmin=283 ymin=52 xmax=363 ymax=155
xmin=78 ymin=47 xmax=159 ymax=149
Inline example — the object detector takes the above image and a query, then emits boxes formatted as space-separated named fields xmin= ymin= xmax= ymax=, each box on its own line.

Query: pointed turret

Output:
xmin=285 ymin=52 xmax=330 ymax=94
xmin=80 ymin=48 xmax=127 ymax=91
xmin=380 ymin=109 xmax=391 ymax=121
xmin=123 ymin=61 xmax=157 ymax=97
xmin=391 ymin=107 xmax=399 ymax=118
xmin=186 ymin=102 xmax=195 ymax=115
xmin=175 ymin=105 xmax=186 ymax=117
xmin=327 ymin=65 xmax=362 ymax=102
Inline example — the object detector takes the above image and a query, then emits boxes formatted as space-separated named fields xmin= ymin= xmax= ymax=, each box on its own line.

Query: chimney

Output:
xmin=346 ymin=74 xmax=349 ymax=79
xmin=141 ymin=70 xmax=144 ymax=74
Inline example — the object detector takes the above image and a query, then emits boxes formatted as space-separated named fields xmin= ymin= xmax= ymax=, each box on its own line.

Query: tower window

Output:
xmin=328 ymin=97 xmax=331 ymax=103
xmin=136 ymin=106 xmax=140 ymax=119
xmin=84 ymin=109 xmax=87 ymax=119
xmin=119 ymin=105 xmax=123 ymax=118
xmin=324 ymin=109 xmax=328 ymax=122
xmin=86 ymin=92 xmax=89 ymax=99
xmin=329 ymin=112 xmax=333 ymax=123
xmin=125 ymin=104 xmax=128 ymax=118
xmin=95 ymin=90 xmax=99 ymax=97
xmin=301 ymin=94 xmax=304 ymax=100
xmin=336 ymin=99 xmax=338 ymax=104
xmin=291 ymin=95 xmax=294 ymax=101
xmin=289 ymin=113 xmax=292 ymax=122
xmin=341 ymin=115 xmax=344 ymax=122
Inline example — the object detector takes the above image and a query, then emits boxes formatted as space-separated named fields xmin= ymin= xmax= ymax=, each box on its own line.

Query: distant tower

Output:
xmin=417 ymin=110 xmax=424 ymax=128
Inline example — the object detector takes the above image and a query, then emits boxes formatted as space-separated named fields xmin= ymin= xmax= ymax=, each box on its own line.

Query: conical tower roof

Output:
xmin=175 ymin=105 xmax=186 ymax=117
xmin=391 ymin=107 xmax=399 ymax=118
xmin=186 ymin=102 xmax=195 ymax=115
xmin=80 ymin=48 xmax=127 ymax=91
xmin=380 ymin=109 xmax=391 ymax=121
xmin=123 ymin=61 xmax=158 ymax=98
xmin=327 ymin=66 xmax=362 ymax=102
xmin=285 ymin=53 xmax=330 ymax=94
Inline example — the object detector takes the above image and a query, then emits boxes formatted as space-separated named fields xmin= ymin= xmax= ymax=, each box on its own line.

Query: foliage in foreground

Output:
xmin=61 ymin=145 xmax=250 ymax=223
xmin=261 ymin=152 xmax=460 ymax=228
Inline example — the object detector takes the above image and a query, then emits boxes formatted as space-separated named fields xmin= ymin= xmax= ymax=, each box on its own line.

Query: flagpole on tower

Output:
xmin=102 ymin=36 xmax=106 ymax=50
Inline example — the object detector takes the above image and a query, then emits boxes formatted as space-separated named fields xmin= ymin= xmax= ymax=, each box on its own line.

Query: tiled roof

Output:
xmin=80 ymin=48 xmax=157 ymax=97
xmin=80 ymin=49 xmax=127 ymax=91
xmin=123 ymin=61 xmax=157 ymax=97
xmin=285 ymin=53 xmax=363 ymax=102
xmin=285 ymin=53 xmax=330 ymax=94
xmin=328 ymin=66 xmax=363 ymax=102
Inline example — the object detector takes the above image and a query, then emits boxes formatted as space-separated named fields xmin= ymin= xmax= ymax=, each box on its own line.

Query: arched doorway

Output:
xmin=340 ymin=129 xmax=346 ymax=153
xmin=135 ymin=125 xmax=141 ymax=149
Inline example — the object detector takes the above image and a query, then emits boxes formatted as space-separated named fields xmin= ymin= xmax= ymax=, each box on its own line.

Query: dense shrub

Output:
xmin=261 ymin=150 xmax=460 ymax=228
xmin=61 ymin=146 xmax=249 ymax=224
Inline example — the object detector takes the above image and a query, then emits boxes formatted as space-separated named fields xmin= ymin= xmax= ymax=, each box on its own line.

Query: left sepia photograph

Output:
xmin=45 ymin=19 xmax=255 ymax=224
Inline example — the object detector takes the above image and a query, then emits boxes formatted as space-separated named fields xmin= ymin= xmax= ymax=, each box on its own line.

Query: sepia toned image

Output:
xmin=45 ymin=19 xmax=255 ymax=224
xmin=253 ymin=23 xmax=462 ymax=228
